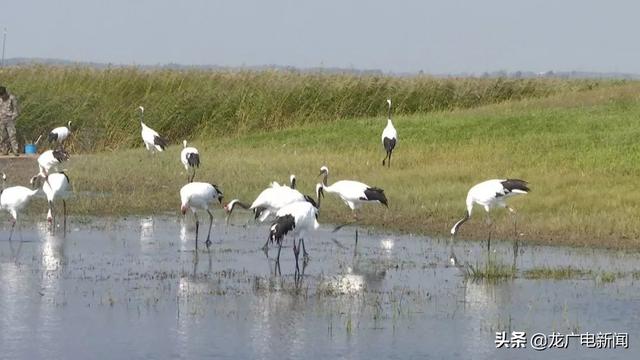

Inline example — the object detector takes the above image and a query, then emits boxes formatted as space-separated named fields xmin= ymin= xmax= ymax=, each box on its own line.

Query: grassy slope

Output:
xmin=63 ymin=82 xmax=640 ymax=249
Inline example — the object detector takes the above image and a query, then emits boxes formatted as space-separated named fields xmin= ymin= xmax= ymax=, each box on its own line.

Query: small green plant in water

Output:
xmin=464 ymin=255 xmax=516 ymax=281
xmin=597 ymin=271 xmax=618 ymax=284
xmin=523 ymin=266 xmax=592 ymax=280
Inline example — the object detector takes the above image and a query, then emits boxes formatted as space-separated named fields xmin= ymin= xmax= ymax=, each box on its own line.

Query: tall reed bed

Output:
xmin=1 ymin=65 xmax=605 ymax=151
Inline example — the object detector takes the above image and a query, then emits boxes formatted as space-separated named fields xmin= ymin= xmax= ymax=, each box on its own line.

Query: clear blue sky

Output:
xmin=1 ymin=0 xmax=638 ymax=74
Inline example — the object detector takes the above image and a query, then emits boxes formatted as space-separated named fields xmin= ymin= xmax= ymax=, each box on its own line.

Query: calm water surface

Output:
xmin=0 ymin=214 xmax=638 ymax=359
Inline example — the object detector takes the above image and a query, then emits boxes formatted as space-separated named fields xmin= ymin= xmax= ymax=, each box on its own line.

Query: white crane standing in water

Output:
xmin=268 ymin=184 xmax=323 ymax=271
xmin=138 ymin=106 xmax=168 ymax=153
xmin=450 ymin=178 xmax=530 ymax=252
xmin=0 ymin=173 xmax=41 ymax=241
xmin=225 ymin=175 xmax=304 ymax=225
xmin=31 ymin=172 xmax=71 ymax=232
xmin=180 ymin=182 xmax=224 ymax=249
xmin=318 ymin=166 xmax=388 ymax=244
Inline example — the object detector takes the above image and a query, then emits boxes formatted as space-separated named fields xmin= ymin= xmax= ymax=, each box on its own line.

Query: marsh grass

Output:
xmin=595 ymin=271 xmax=619 ymax=284
xmin=3 ymin=67 xmax=640 ymax=248
xmin=464 ymin=256 xmax=516 ymax=281
xmin=2 ymin=66 xmax=609 ymax=152
xmin=523 ymin=267 xmax=623 ymax=283
xmin=522 ymin=267 xmax=592 ymax=280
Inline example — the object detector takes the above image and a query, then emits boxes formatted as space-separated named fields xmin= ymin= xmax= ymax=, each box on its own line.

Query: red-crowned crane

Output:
xmin=268 ymin=183 xmax=323 ymax=271
xmin=31 ymin=172 xmax=71 ymax=232
xmin=318 ymin=165 xmax=387 ymax=244
xmin=180 ymin=182 xmax=224 ymax=249
xmin=381 ymin=99 xmax=397 ymax=167
xmin=450 ymin=179 xmax=530 ymax=252
xmin=0 ymin=173 xmax=41 ymax=241
xmin=181 ymin=140 xmax=200 ymax=182
xmin=137 ymin=106 xmax=167 ymax=153
xmin=225 ymin=176 xmax=304 ymax=225
xmin=35 ymin=149 xmax=70 ymax=179
xmin=48 ymin=121 xmax=71 ymax=149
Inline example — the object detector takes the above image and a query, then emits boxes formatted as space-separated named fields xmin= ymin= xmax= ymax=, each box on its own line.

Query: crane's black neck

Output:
xmin=234 ymin=201 xmax=250 ymax=210
xmin=315 ymin=187 xmax=323 ymax=209
xmin=321 ymin=172 xmax=328 ymax=186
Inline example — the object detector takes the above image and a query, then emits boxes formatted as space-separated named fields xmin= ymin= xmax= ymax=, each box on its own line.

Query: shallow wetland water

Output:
xmin=0 ymin=214 xmax=638 ymax=359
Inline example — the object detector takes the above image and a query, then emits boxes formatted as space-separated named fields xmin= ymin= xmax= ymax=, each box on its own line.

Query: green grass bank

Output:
xmin=1 ymin=66 xmax=639 ymax=249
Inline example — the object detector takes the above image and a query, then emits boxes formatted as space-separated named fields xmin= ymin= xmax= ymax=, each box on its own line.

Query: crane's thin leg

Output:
xmin=8 ymin=219 xmax=16 ymax=242
xmin=190 ymin=168 xmax=196 ymax=183
xmin=507 ymin=206 xmax=519 ymax=269
xmin=300 ymin=258 xmax=307 ymax=277
xmin=294 ymin=267 xmax=301 ymax=285
xmin=300 ymin=238 xmax=309 ymax=260
xmin=485 ymin=213 xmax=492 ymax=254
xmin=388 ymin=151 xmax=392 ymax=168
xmin=262 ymin=238 xmax=270 ymax=253
xmin=63 ymin=200 xmax=67 ymax=234
xmin=194 ymin=212 xmax=199 ymax=250
xmin=293 ymin=240 xmax=300 ymax=274
xmin=276 ymin=242 xmax=282 ymax=264
xmin=293 ymin=237 xmax=299 ymax=268
xmin=292 ymin=236 xmax=298 ymax=258
xmin=48 ymin=200 xmax=55 ymax=230
xmin=205 ymin=209 xmax=214 ymax=248
xmin=274 ymin=259 xmax=281 ymax=276
xmin=382 ymin=153 xmax=388 ymax=166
